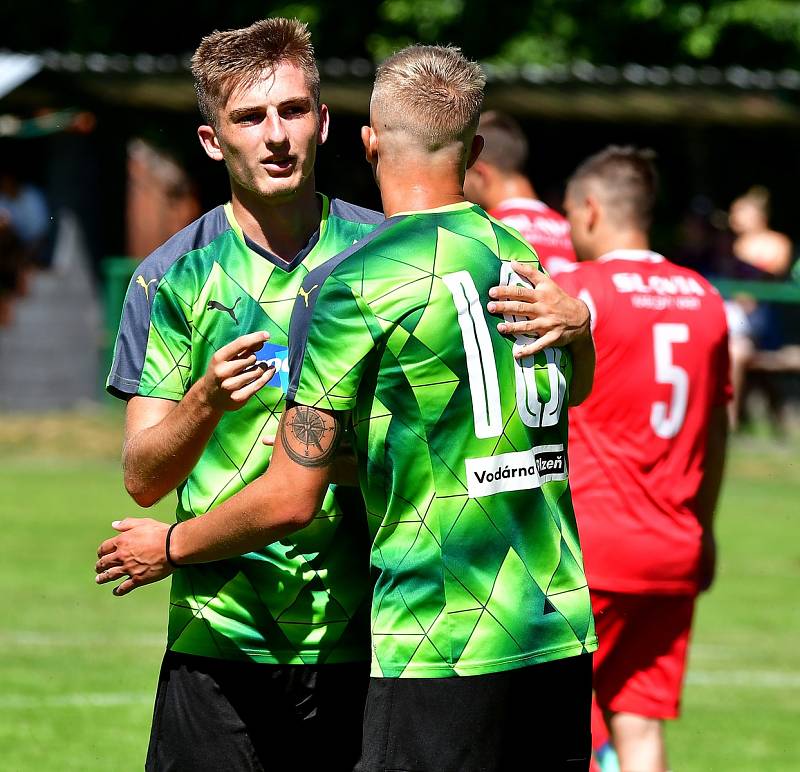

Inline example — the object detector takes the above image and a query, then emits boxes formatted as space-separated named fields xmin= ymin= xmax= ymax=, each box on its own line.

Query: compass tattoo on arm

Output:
xmin=280 ymin=403 xmax=343 ymax=468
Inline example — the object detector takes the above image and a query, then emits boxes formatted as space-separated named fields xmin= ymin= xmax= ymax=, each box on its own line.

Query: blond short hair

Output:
xmin=371 ymin=45 xmax=485 ymax=149
xmin=191 ymin=18 xmax=320 ymax=125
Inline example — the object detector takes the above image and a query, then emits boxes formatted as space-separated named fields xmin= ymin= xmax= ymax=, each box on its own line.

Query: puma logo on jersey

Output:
xmin=207 ymin=297 xmax=241 ymax=324
xmin=297 ymin=284 xmax=319 ymax=307
xmin=136 ymin=275 xmax=158 ymax=301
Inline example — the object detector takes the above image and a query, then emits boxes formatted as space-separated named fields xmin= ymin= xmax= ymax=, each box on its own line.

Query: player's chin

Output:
xmin=258 ymin=176 xmax=304 ymax=201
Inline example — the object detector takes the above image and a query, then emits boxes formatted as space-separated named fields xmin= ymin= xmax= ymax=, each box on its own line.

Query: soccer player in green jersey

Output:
xmin=103 ymin=18 xmax=382 ymax=771
xmin=98 ymin=45 xmax=597 ymax=770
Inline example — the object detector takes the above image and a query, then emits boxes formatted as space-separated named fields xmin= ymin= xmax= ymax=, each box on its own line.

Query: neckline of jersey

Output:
xmin=222 ymin=194 xmax=330 ymax=272
xmin=494 ymin=197 xmax=550 ymax=213
xmin=597 ymin=248 xmax=665 ymax=264
xmin=389 ymin=200 xmax=475 ymax=218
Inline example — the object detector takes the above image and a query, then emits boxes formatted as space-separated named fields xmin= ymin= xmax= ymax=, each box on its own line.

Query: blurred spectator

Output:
xmin=729 ymin=186 xmax=791 ymax=279
xmin=0 ymin=210 xmax=24 ymax=326
xmin=464 ymin=111 xmax=576 ymax=275
xmin=0 ymin=161 xmax=51 ymax=325
xmin=0 ymin=165 xmax=51 ymax=270
xmin=722 ymin=186 xmax=792 ymax=430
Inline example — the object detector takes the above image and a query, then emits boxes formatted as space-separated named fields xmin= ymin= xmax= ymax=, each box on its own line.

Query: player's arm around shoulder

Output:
xmin=486 ymin=260 xmax=595 ymax=405
xmin=96 ymin=402 xmax=345 ymax=597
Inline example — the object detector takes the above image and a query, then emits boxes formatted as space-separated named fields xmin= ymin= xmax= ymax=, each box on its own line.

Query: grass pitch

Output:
xmin=0 ymin=410 xmax=798 ymax=770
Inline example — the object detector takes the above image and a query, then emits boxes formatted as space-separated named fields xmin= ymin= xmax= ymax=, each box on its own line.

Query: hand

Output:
xmin=95 ymin=518 xmax=174 ymax=596
xmin=698 ymin=531 xmax=717 ymax=592
xmin=199 ymin=331 xmax=276 ymax=411
xmin=487 ymin=261 xmax=591 ymax=357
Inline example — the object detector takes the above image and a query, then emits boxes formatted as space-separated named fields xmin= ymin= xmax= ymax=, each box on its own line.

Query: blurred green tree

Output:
xmin=1 ymin=0 xmax=799 ymax=69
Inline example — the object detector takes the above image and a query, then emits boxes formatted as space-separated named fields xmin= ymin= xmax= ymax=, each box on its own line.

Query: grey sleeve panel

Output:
xmin=105 ymin=206 xmax=229 ymax=399
xmin=328 ymin=198 xmax=385 ymax=226
xmin=287 ymin=217 xmax=400 ymax=401
xmin=106 ymin=267 xmax=155 ymax=399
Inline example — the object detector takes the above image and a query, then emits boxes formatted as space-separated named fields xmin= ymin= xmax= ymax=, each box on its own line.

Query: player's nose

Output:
xmin=263 ymin=112 xmax=289 ymax=147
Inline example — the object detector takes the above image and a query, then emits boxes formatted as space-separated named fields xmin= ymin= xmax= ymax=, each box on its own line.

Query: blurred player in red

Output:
xmin=489 ymin=146 xmax=730 ymax=772
xmin=464 ymin=111 xmax=576 ymax=276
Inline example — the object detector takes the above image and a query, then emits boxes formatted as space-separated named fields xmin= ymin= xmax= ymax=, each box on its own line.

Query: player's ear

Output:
xmin=361 ymin=125 xmax=378 ymax=165
xmin=586 ymin=194 xmax=601 ymax=231
xmin=317 ymin=103 xmax=330 ymax=145
xmin=466 ymin=134 xmax=485 ymax=169
xmin=198 ymin=124 xmax=224 ymax=162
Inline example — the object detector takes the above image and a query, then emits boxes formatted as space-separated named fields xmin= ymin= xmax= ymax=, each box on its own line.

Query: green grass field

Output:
xmin=0 ymin=409 xmax=798 ymax=771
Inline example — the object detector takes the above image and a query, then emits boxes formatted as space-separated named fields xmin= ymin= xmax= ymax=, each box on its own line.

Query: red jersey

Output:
xmin=490 ymin=198 xmax=576 ymax=276
xmin=557 ymin=250 xmax=731 ymax=595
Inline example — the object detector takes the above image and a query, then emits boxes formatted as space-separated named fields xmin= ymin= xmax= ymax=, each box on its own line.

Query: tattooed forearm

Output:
xmin=280 ymin=404 xmax=343 ymax=468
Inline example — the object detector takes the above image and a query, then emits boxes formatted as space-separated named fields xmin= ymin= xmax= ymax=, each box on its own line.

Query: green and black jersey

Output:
xmin=108 ymin=195 xmax=382 ymax=664
xmin=288 ymin=201 xmax=597 ymax=678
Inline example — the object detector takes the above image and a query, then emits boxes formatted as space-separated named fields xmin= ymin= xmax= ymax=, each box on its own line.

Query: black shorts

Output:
xmin=357 ymin=654 xmax=593 ymax=772
xmin=146 ymin=651 xmax=369 ymax=772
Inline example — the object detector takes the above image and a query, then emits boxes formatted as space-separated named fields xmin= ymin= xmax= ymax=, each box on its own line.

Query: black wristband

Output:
xmin=165 ymin=522 xmax=181 ymax=569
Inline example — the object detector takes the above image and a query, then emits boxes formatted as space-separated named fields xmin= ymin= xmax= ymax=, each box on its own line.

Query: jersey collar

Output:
xmin=597 ymin=249 xmax=665 ymax=264
xmin=390 ymin=200 xmax=474 ymax=218
xmin=223 ymin=194 xmax=330 ymax=272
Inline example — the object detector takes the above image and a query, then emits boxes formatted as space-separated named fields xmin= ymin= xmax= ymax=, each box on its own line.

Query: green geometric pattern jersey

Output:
xmin=288 ymin=201 xmax=597 ymax=678
xmin=107 ymin=195 xmax=382 ymax=663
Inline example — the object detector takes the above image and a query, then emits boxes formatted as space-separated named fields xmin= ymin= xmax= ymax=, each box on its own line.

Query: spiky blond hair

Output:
xmin=371 ymin=45 xmax=485 ymax=149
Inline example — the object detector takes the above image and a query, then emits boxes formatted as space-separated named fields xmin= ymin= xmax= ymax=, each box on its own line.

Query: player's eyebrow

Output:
xmin=227 ymin=96 xmax=313 ymax=120
xmin=278 ymin=96 xmax=313 ymax=110
xmin=228 ymin=105 xmax=266 ymax=120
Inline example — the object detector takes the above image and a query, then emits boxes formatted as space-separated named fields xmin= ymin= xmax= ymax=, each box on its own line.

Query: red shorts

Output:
xmin=591 ymin=590 xmax=695 ymax=720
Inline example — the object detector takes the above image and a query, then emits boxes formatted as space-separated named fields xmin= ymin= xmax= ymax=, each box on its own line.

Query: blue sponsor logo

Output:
xmin=256 ymin=342 xmax=289 ymax=393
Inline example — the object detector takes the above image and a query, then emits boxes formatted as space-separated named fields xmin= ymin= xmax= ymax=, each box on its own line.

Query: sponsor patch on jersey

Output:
xmin=465 ymin=444 xmax=568 ymax=498
xmin=254 ymin=342 xmax=289 ymax=393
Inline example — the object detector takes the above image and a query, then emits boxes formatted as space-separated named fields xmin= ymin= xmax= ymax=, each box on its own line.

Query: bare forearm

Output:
xmin=123 ymin=385 xmax=223 ymax=506
xmin=169 ymin=420 xmax=333 ymax=564
xmin=568 ymin=333 xmax=596 ymax=406
xmin=168 ymin=477 xmax=308 ymax=564
xmin=695 ymin=405 xmax=729 ymax=533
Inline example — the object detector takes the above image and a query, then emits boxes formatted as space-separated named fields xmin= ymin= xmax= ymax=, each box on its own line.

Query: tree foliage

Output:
xmin=2 ymin=0 xmax=800 ymax=69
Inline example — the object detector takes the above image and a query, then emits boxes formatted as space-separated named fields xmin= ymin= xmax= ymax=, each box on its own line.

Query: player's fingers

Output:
xmin=112 ymin=518 xmax=150 ymax=532
xmin=221 ymin=367 xmax=264 ymax=393
xmin=261 ymin=434 xmax=276 ymax=446
xmin=230 ymin=366 xmax=275 ymax=403
xmin=95 ymin=565 xmax=128 ymax=585
xmin=95 ymin=552 xmax=123 ymax=573
xmin=112 ymin=578 xmax=138 ymax=597
xmin=97 ymin=538 xmax=118 ymax=558
xmin=513 ymin=330 xmax=559 ymax=358
xmin=487 ymin=299 xmax=540 ymax=317
xmin=497 ymin=318 xmax=548 ymax=336
xmin=510 ymin=261 xmax=548 ymax=286
xmin=234 ymin=338 xmax=267 ymax=359
xmin=487 ymin=283 xmax=537 ymax=303
xmin=214 ymin=331 xmax=270 ymax=362
xmin=215 ymin=355 xmax=257 ymax=379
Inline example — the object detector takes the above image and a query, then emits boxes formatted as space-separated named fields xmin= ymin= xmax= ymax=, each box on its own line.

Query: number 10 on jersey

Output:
xmin=443 ymin=267 xmax=567 ymax=440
